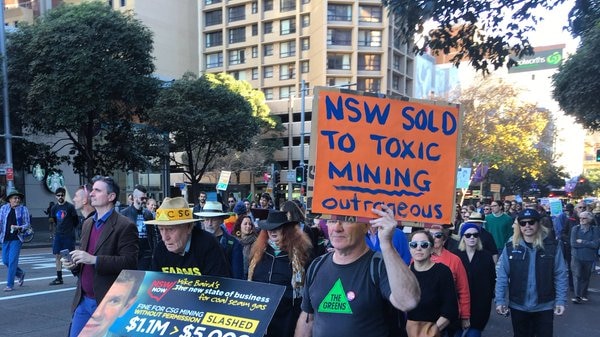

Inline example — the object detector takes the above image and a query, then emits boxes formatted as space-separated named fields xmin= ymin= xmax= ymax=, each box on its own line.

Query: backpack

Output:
xmin=305 ymin=251 xmax=407 ymax=337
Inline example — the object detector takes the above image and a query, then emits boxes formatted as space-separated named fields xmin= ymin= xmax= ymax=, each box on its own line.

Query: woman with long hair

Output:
xmin=454 ymin=223 xmax=496 ymax=337
xmin=232 ymin=215 xmax=258 ymax=279
xmin=248 ymin=210 xmax=313 ymax=337
xmin=406 ymin=230 xmax=458 ymax=337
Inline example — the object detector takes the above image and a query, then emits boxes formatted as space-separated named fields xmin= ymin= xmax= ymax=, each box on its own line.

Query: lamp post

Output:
xmin=0 ymin=1 xmax=14 ymax=191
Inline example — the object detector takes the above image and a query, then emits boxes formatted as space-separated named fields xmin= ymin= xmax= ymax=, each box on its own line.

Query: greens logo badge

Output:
xmin=318 ymin=279 xmax=353 ymax=314
xmin=546 ymin=52 xmax=562 ymax=65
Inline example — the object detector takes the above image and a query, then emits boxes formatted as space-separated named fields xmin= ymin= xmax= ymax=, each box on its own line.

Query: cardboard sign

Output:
xmin=78 ymin=270 xmax=285 ymax=337
xmin=310 ymin=88 xmax=461 ymax=224
xmin=216 ymin=171 xmax=232 ymax=191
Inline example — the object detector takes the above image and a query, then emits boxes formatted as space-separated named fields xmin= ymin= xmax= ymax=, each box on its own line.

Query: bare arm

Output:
xmin=371 ymin=206 xmax=420 ymax=311
xmin=294 ymin=312 xmax=313 ymax=337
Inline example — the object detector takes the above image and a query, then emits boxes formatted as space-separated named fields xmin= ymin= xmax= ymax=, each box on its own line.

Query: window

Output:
xmin=301 ymin=61 xmax=309 ymax=73
xmin=120 ymin=0 xmax=126 ymax=6
xmin=229 ymin=6 xmax=245 ymax=22
xmin=357 ymin=78 xmax=381 ymax=92
xmin=392 ymin=74 xmax=400 ymax=91
xmin=327 ymin=53 xmax=351 ymax=70
xmin=358 ymin=54 xmax=381 ymax=71
xmin=205 ymin=10 xmax=222 ymax=26
xmin=359 ymin=5 xmax=382 ymax=23
xmin=206 ymin=52 xmax=223 ymax=68
xmin=327 ymin=29 xmax=352 ymax=46
xmin=205 ymin=0 xmax=221 ymax=4
xmin=328 ymin=4 xmax=352 ymax=21
xmin=301 ymin=38 xmax=310 ymax=50
xmin=358 ymin=30 xmax=382 ymax=47
xmin=230 ymin=71 xmax=246 ymax=81
xmin=280 ymin=86 xmax=295 ymax=99
xmin=252 ymin=24 xmax=258 ymax=36
xmin=264 ymin=66 xmax=274 ymax=78
xmin=205 ymin=31 xmax=222 ymax=48
xmin=264 ymin=22 xmax=273 ymax=34
xmin=280 ymin=0 xmax=295 ymax=12
xmin=264 ymin=0 xmax=273 ymax=11
xmin=252 ymin=68 xmax=259 ymax=80
xmin=264 ymin=88 xmax=274 ymax=100
xmin=280 ymin=64 xmax=295 ymax=80
xmin=280 ymin=41 xmax=296 ymax=58
xmin=229 ymin=27 xmax=245 ymax=44
xmin=264 ymin=44 xmax=273 ymax=56
xmin=228 ymin=49 xmax=245 ymax=65
xmin=251 ymin=1 xmax=258 ymax=14
xmin=252 ymin=46 xmax=258 ymax=58
xmin=327 ymin=77 xmax=352 ymax=86
xmin=393 ymin=55 xmax=402 ymax=71
xmin=280 ymin=18 xmax=296 ymax=35
xmin=301 ymin=14 xmax=310 ymax=28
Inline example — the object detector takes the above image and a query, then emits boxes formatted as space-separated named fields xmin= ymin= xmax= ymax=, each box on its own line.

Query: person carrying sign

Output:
xmin=147 ymin=197 xmax=230 ymax=277
xmin=294 ymin=205 xmax=420 ymax=337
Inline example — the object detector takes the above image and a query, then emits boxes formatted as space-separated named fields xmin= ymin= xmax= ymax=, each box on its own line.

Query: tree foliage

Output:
xmin=457 ymin=77 xmax=567 ymax=195
xmin=6 ymin=2 xmax=160 ymax=179
xmin=383 ymin=0 xmax=571 ymax=73
xmin=148 ymin=72 xmax=273 ymax=199
xmin=552 ymin=23 xmax=600 ymax=131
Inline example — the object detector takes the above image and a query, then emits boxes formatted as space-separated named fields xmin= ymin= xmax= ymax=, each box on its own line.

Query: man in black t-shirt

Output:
xmin=146 ymin=197 xmax=230 ymax=277
xmin=49 ymin=187 xmax=79 ymax=285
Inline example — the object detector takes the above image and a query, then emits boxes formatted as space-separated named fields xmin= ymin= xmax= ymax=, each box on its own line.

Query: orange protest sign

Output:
xmin=310 ymin=88 xmax=461 ymax=224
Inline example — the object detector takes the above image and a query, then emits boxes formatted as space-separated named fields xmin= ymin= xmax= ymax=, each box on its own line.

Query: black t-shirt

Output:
xmin=408 ymin=263 xmax=458 ymax=323
xmin=302 ymin=251 xmax=392 ymax=337
xmin=151 ymin=227 xmax=230 ymax=277
xmin=50 ymin=202 xmax=78 ymax=236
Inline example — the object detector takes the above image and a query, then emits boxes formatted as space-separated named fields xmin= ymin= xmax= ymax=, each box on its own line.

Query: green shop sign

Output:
xmin=509 ymin=48 xmax=563 ymax=73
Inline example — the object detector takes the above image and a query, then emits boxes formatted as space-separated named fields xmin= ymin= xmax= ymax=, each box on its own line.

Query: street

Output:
xmin=2 ymin=247 xmax=600 ymax=337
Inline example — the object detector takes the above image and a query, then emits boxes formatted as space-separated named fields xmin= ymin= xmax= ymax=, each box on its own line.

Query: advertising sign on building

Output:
xmin=508 ymin=47 xmax=564 ymax=73
xmin=309 ymin=88 xmax=461 ymax=224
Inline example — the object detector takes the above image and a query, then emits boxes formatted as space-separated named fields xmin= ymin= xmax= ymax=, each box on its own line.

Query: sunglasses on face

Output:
xmin=519 ymin=220 xmax=537 ymax=227
xmin=431 ymin=232 xmax=444 ymax=239
xmin=55 ymin=194 xmax=65 ymax=198
xmin=484 ymin=208 xmax=491 ymax=211
xmin=464 ymin=233 xmax=479 ymax=239
xmin=409 ymin=241 xmax=431 ymax=249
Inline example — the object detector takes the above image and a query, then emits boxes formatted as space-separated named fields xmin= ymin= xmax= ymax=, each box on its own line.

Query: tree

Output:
xmin=6 ymin=2 xmax=160 ymax=179
xmin=382 ymin=0 xmax=575 ymax=73
xmin=552 ymin=23 xmax=600 ymax=131
xmin=148 ymin=73 xmax=272 ymax=199
xmin=457 ymin=77 xmax=567 ymax=195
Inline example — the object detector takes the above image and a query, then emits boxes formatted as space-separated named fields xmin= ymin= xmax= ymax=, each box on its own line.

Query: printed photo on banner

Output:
xmin=79 ymin=270 xmax=285 ymax=337
xmin=310 ymin=88 xmax=461 ymax=224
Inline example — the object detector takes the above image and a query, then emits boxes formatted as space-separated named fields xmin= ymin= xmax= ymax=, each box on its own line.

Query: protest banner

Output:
xmin=309 ymin=88 xmax=461 ymax=224
xmin=79 ymin=270 xmax=284 ymax=337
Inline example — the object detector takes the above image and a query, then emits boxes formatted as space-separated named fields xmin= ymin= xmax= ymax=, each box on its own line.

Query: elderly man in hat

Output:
xmin=148 ymin=197 xmax=230 ymax=277
xmin=195 ymin=201 xmax=244 ymax=279
xmin=295 ymin=206 xmax=420 ymax=337
xmin=0 ymin=190 xmax=30 ymax=291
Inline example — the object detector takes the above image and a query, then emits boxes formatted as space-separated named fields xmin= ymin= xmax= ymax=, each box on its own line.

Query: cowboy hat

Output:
xmin=144 ymin=197 xmax=197 ymax=226
xmin=466 ymin=212 xmax=485 ymax=223
xmin=194 ymin=200 xmax=229 ymax=218
xmin=5 ymin=189 xmax=24 ymax=202
xmin=258 ymin=210 xmax=298 ymax=231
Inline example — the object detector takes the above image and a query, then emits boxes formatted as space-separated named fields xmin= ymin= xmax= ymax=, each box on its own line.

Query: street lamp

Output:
xmin=0 ymin=2 xmax=14 ymax=191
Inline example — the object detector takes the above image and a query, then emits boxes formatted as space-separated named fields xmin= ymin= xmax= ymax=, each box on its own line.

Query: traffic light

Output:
xmin=273 ymin=170 xmax=280 ymax=184
xmin=596 ymin=149 xmax=600 ymax=162
xmin=295 ymin=166 xmax=305 ymax=183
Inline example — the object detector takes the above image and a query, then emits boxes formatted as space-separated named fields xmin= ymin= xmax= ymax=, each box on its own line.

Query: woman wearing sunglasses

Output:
xmin=454 ymin=223 xmax=496 ymax=337
xmin=406 ymin=230 xmax=458 ymax=337
xmin=495 ymin=209 xmax=568 ymax=337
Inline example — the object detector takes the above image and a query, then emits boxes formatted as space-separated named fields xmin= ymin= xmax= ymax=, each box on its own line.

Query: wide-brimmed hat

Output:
xmin=144 ymin=197 xmax=197 ymax=226
xmin=5 ymin=189 xmax=24 ymax=202
xmin=258 ymin=210 xmax=298 ymax=231
xmin=194 ymin=200 xmax=229 ymax=218
xmin=466 ymin=212 xmax=485 ymax=223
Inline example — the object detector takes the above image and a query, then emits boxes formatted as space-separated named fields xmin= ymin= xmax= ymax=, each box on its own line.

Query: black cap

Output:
xmin=517 ymin=209 xmax=541 ymax=221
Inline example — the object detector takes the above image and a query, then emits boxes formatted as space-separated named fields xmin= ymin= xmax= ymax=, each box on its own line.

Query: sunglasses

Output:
xmin=431 ymin=232 xmax=444 ymax=239
xmin=55 ymin=194 xmax=65 ymax=198
xmin=519 ymin=220 xmax=537 ymax=226
xmin=409 ymin=241 xmax=431 ymax=249
xmin=484 ymin=208 xmax=491 ymax=211
xmin=464 ymin=233 xmax=479 ymax=239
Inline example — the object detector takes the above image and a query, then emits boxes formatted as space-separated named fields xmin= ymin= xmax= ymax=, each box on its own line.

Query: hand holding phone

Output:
xmin=60 ymin=249 xmax=72 ymax=263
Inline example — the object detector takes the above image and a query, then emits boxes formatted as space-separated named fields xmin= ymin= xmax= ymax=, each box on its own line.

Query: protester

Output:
xmin=49 ymin=187 xmax=79 ymax=285
xmin=0 ymin=190 xmax=30 ymax=291
xmin=406 ymin=230 xmax=458 ymax=337
xmin=148 ymin=197 xmax=230 ymax=277
xmin=495 ymin=209 xmax=568 ymax=337
xmin=120 ymin=184 xmax=157 ymax=270
xmin=294 ymin=206 xmax=420 ymax=337
xmin=455 ymin=223 xmax=496 ymax=337
xmin=248 ymin=210 xmax=313 ymax=337
xmin=232 ymin=215 xmax=258 ymax=279
xmin=485 ymin=200 xmax=514 ymax=253
xmin=570 ymin=211 xmax=600 ymax=303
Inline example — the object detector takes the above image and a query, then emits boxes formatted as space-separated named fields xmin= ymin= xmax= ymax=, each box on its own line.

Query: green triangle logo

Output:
xmin=317 ymin=279 xmax=353 ymax=314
